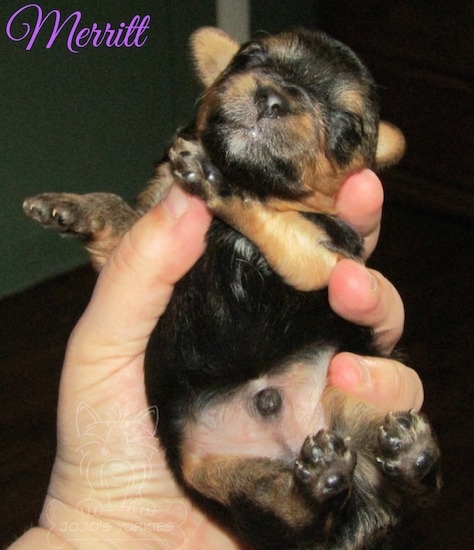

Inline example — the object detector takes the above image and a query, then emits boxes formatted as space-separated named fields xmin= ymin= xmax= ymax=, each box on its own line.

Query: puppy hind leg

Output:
xmin=183 ymin=453 xmax=356 ymax=548
xmin=323 ymin=388 xmax=441 ymax=515
xmin=295 ymin=429 xmax=355 ymax=507
xmin=23 ymin=192 xmax=138 ymax=269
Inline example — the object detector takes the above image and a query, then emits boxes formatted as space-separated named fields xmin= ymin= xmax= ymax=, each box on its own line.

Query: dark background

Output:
xmin=319 ymin=3 xmax=474 ymax=547
xmin=1 ymin=1 xmax=473 ymax=547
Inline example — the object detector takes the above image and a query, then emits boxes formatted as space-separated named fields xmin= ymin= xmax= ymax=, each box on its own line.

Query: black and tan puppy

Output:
xmin=24 ymin=28 xmax=440 ymax=549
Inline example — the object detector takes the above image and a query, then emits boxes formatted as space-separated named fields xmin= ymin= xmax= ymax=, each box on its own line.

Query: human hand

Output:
xmin=10 ymin=172 xmax=422 ymax=549
xmin=328 ymin=169 xmax=423 ymax=411
xmin=11 ymin=186 xmax=241 ymax=549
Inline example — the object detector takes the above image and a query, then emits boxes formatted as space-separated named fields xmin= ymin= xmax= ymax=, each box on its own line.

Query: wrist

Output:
xmin=7 ymin=527 xmax=75 ymax=549
xmin=38 ymin=498 xmax=142 ymax=549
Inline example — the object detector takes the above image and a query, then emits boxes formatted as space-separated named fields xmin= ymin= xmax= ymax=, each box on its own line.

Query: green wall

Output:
xmin=0 ymin=0 xmax=215 ymax=298
xmin=251 ymin=0 xmax=317 ymax=34
xmin=0 ymin=0 xmax=318 ymax=298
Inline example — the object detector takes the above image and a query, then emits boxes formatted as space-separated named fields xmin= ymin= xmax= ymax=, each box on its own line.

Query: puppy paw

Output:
xmin=169 ymin=137 xmax=223 ymax=202
xmin=294 ymin=430 xmax=355 ymax=502
xmin=23 ymin=193 xmax=96 ymax=235
xmin=23 ymin=192 xmax=136 ymax=239
xmin=377 ymin=410 xmax=441 ymax=494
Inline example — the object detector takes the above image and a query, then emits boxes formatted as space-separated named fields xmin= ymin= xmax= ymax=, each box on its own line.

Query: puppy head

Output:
xmin=191 ymin=27 xmax=405 ymax=204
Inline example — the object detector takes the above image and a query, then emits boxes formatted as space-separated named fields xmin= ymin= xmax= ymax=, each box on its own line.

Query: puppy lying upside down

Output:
xmin=24 ymin=27 xmax=440 ymax=549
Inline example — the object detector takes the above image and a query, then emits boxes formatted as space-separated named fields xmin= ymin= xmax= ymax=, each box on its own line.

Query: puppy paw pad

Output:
xmin=377 ymin=410 xmax=440 ymax=484
xmin=295 ymin=430 xmax=355 ymax=501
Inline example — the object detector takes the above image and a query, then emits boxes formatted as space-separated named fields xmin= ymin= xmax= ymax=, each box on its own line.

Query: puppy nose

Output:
xmin=255 ymin=86 xmax=289 ymax=119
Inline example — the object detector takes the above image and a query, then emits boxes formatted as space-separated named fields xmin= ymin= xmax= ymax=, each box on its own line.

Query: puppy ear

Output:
xmin=375 ymin=122 xmax=406 ymax=168
xmin=190 ymin=27 xmax=240 ymax=87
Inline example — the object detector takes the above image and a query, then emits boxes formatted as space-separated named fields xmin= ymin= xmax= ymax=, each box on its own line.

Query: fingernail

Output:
xmin=162 ymin=184 xmax=192 ymax=219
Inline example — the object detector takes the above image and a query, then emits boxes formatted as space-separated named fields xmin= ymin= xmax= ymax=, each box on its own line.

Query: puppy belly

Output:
xmin=183 ymin=348 xmax=333 ymax=462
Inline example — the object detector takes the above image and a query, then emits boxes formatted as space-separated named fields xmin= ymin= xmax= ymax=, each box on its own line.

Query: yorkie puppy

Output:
xmin=24 ymin=27 xmax=440 ymax=549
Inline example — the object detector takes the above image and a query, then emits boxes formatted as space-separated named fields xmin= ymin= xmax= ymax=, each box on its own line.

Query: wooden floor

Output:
xmin=1 ymin=194 xmax=473 ymax=548
xmin=0 ymin=265 xmax=96 ymax=547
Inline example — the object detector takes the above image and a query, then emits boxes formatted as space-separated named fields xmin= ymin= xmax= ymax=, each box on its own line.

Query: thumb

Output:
xmin=328 ymin=352 xmax=424 ymax=412
xmin=67 ymin=185 xmax=211 ymax=367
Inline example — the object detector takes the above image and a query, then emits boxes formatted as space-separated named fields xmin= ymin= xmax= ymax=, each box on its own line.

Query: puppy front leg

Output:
xmin=205 ymin=202 xmax=360 ymax=291
xmin=169 ymin=137 xmax=359 ymax=291
xmin=23 ymin=192 xmax=138 ymax=269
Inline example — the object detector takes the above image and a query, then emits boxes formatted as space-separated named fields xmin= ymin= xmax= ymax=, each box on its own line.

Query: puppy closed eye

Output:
xmin=327 ymin=110 xmax=363 ymax=165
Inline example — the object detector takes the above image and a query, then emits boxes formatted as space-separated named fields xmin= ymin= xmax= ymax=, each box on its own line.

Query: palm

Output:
xmin=45 ymin=349 xmax=241 ymax=549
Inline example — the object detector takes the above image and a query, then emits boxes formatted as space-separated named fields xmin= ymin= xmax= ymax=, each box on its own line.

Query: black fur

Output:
xmin=143 ymin=29 xmax=439 ymax=549
xmin=145 ymin=217 xmax=377 ymax=547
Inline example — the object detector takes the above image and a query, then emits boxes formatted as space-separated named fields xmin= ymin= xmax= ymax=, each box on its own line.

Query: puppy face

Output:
xmin=192 ymin=29 xmax=404 ymax=205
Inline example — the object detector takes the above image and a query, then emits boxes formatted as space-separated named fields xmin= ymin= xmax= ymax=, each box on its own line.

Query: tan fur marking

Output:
xmin=191 ymin=27 xmax=240 ymax=87
xmin=209 ymin=196 xmax=346 ymax=290
xmin=301 ymin=156 xmax=346 ymax=206
xmin=335 ymin=88 xmax=366 ymax=115
xmin=182 ymin=454 xmax=314 ymax=527
xmin=222 ymin=72 xmax=257 ymax=105
xmin=376 ymin=121 xmax=406 ymax=167
xmin=262 ymin=34 xmax=301 ymax=63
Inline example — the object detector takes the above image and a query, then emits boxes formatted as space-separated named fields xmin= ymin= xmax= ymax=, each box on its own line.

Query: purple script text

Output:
xmin=6 ymin=4 xmax=150 ymax=53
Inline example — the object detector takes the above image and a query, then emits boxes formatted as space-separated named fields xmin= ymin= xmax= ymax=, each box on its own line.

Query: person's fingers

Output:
xmin=328 ymin=352 xmax=424 ymax=411
xmin=328 ymin=259 xmax=404 ymax=353
xmin=69 ymin=185 xmax=212 ymax=363
xmin=336 ymin=169 xmax=384 ymax=258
